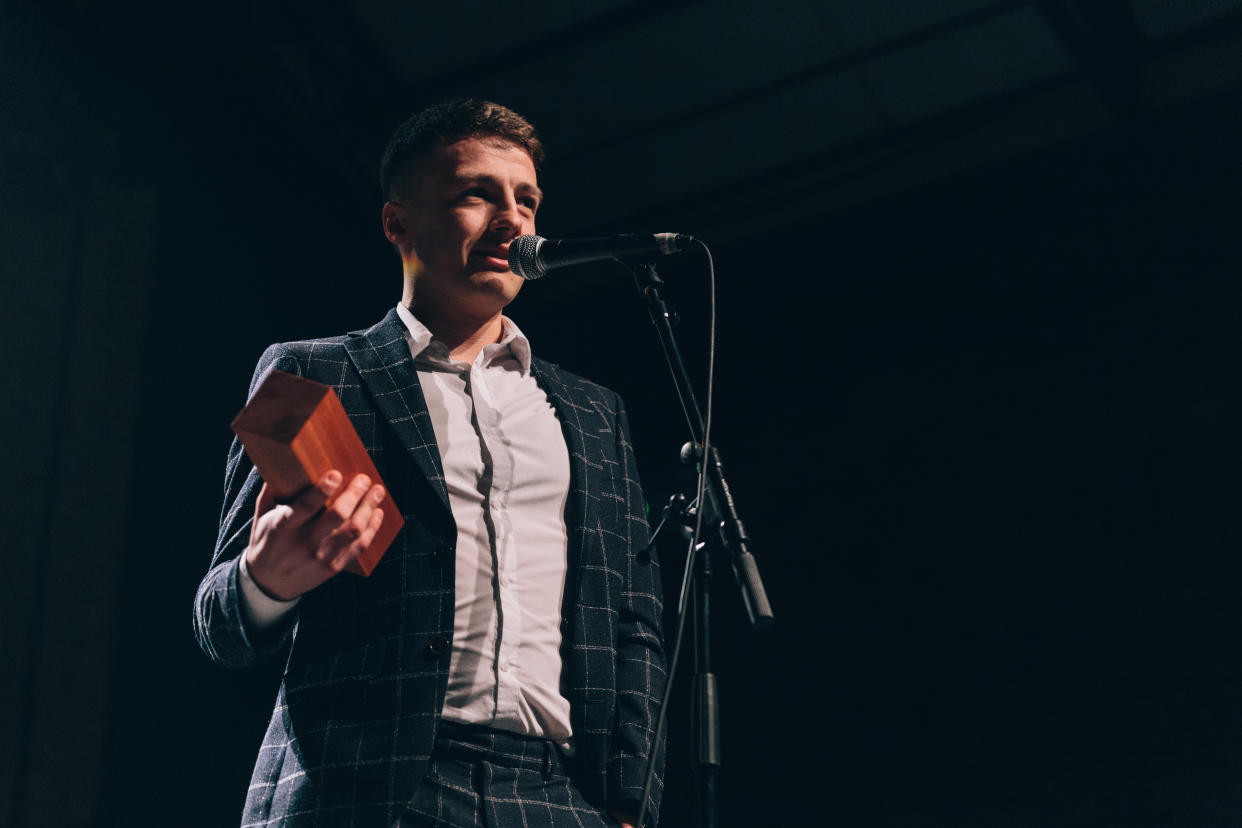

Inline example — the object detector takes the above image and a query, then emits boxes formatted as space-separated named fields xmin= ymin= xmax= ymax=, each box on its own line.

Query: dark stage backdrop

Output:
xmin=6 ymin=6 xmax=1242 ymax=828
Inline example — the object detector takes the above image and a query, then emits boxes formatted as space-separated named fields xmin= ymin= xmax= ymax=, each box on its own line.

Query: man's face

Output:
xmin=389 ymin=136 xmax=541 ymax=320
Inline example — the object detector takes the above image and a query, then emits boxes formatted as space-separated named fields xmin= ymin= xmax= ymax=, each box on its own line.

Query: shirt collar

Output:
xmin=395 ymin=303 xmax=532 ymax=375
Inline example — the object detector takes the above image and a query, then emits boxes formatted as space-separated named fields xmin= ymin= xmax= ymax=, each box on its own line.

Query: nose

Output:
xmin=490 ymin=193 xmax=525 ymax=238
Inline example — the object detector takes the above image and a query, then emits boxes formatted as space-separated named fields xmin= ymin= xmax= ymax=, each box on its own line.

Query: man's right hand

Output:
xmin=244 ymin=470 xmax=386 ymax=601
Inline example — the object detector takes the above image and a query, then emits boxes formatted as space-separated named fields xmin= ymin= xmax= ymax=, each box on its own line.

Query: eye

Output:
xmin=518 ymin=195 xmax=539 ymax=211
xmin=460 ymin=187 xmax=488 ymax=201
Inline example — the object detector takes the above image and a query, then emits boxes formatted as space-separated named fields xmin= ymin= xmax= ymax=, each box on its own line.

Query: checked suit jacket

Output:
xmin=193 ymin=308 xmax=667 ymax=826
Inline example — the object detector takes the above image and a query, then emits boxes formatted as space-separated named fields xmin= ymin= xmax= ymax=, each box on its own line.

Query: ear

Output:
xmin=381 ymin=201 xmax=408 ymax=246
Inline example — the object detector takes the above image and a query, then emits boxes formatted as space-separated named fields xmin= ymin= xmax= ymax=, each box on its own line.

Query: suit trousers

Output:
xmin=398 ymin=722 xmax=617 ymax=828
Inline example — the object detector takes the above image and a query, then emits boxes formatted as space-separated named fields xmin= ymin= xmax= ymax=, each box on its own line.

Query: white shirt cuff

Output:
xmin=238 ymin=553 xmax=300 ymax=631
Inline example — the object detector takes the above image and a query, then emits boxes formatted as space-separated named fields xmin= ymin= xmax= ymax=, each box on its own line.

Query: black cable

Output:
xmin=636 ymin=239 xmax=715 ymax=828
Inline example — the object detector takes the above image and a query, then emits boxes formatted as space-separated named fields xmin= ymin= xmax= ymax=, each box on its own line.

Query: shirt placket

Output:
xmin=470 ymin=355 xmax=524 ymax=722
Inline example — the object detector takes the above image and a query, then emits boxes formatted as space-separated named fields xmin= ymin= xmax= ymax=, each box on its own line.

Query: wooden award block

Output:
xmin=231 ymin=369 xmax=403 ymax=577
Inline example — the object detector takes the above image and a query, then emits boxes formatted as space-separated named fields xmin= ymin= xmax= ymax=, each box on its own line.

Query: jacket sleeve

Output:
xmin=606 ymin=392 xmax=668 ymax=820
xmin=192 ymin=344 xmax=304 ymax=668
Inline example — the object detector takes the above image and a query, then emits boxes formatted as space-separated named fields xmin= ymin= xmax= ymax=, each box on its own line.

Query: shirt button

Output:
xmin=500 ymin=574 xmax=511 ymax=588
xmin=424 ymin=636 xmax=450 ymax=658
xmin=499 ymin=659 xmax=510 ymax=672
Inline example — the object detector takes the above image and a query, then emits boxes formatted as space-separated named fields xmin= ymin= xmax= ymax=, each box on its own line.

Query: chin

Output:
xmin=471 ymin=269 xmax=523 ymax=296
xmin=453 ymin=276 xmax=519 ymax=318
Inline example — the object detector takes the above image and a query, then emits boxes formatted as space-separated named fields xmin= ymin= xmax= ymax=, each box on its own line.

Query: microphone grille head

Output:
xmin=508 ymin=235 xmax=546 ymax=280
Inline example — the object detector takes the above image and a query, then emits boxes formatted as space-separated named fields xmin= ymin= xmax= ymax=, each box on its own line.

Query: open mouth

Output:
xmin=471 ymin=245 xmax=512 ymax=271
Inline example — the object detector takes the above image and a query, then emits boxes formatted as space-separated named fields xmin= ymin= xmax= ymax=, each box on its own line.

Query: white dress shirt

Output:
xmin=396 ymin=303 xmax=573 ymax=742
xmin=237 ymin=305 xmax=575 ymax=743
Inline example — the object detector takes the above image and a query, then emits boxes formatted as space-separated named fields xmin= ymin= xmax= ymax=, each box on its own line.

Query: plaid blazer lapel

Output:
xmin=343 ymin=308 xmax=451 ymax=514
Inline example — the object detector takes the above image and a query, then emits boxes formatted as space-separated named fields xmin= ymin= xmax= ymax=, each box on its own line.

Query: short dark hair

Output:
xmin=380 ymin=99 xmax=544 ymax=201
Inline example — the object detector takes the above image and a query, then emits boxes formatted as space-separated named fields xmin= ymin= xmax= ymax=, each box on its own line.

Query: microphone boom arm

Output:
xmin=631 ymin=261 xmax=773 ymax=629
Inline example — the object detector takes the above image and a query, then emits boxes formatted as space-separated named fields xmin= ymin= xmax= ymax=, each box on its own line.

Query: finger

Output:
xmin=286 ymin=470 xmax=343 ymax=527
xmin=329 ymin=507 xmax=385 ymax=572
xmin=316 ymin=483 xmax=383 ymax=563
xmin=324 ymin=473 xmax=372 ymax=523
xmin=346 ymin=484 xmax=385 ymax=540
xmin=255 ymin=481 xmax=275 ymax=515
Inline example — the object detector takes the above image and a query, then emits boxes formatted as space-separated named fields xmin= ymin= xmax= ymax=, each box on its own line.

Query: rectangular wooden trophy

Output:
xmin=231 ymin=369 xmax=403 ymax=576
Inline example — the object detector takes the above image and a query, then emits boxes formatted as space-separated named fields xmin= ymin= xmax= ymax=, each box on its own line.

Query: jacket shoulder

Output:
xmin=249 ymin=334 xmax=355 ymax=395
xmin=532 ymin=356 xmax=619 ymax=404
xmin=261 ymin=333 xmax=352 ymax=362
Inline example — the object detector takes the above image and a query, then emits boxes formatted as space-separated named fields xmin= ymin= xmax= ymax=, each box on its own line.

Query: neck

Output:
xmin=402 ymin=289 xmax=505 ymax=365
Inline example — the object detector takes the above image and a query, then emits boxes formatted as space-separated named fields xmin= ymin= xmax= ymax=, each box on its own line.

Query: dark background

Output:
xmin=6 ymin=1 xmax=1242 ymax=825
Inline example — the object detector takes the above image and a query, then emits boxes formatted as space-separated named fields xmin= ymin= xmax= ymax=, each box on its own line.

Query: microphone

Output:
xmin=507 ymin=233 xmax=694 ymax=280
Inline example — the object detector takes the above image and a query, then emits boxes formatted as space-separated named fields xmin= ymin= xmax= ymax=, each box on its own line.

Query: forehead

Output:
xmin=422 ymin=136 xmax=538 ymax=185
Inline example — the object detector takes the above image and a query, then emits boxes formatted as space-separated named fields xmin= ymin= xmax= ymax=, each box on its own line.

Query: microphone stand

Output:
xmin=627 ymin=260 xmax=774 ymax=828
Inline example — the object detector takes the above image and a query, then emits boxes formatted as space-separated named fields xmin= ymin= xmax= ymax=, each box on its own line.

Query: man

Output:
xmin=193 ymin=100 xmax=666 ymax=827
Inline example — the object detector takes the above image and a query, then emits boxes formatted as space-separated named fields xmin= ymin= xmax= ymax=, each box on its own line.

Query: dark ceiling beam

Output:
xmin=605 ymin=4 xmax=1242 ymax=240
xmin=1034 ymin=0 xmax=1150 ymax=118
xmin=1154 ymin=2 xmax=1242 ymax=54
xmin=593 ymin=69 xmax=1088 ymax=237
xmin=402 ymin=0 xmax=705 ymax=100
xmin=237 ymin=0 xmax=419 ymax=206
xmin=200 ymin=0 xmax=709 ymax=207
xmin=25 ymin=0 xmax=411 ymax=208
xmin=554 ymin=0 xmax=1030 ymax=164
xmin=37 ymin=0 xmax=1242 ymax=246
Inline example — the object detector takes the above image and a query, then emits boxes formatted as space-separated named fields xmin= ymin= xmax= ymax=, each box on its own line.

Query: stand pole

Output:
xmin=690 ymin=539 xmax=720 ymax=828
xmin=628 ymin=257 xmax=774 ymax=828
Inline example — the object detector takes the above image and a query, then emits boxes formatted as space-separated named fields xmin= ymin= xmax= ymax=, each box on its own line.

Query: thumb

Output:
xmin=253 ymin=482 xmax=295 ymax=531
